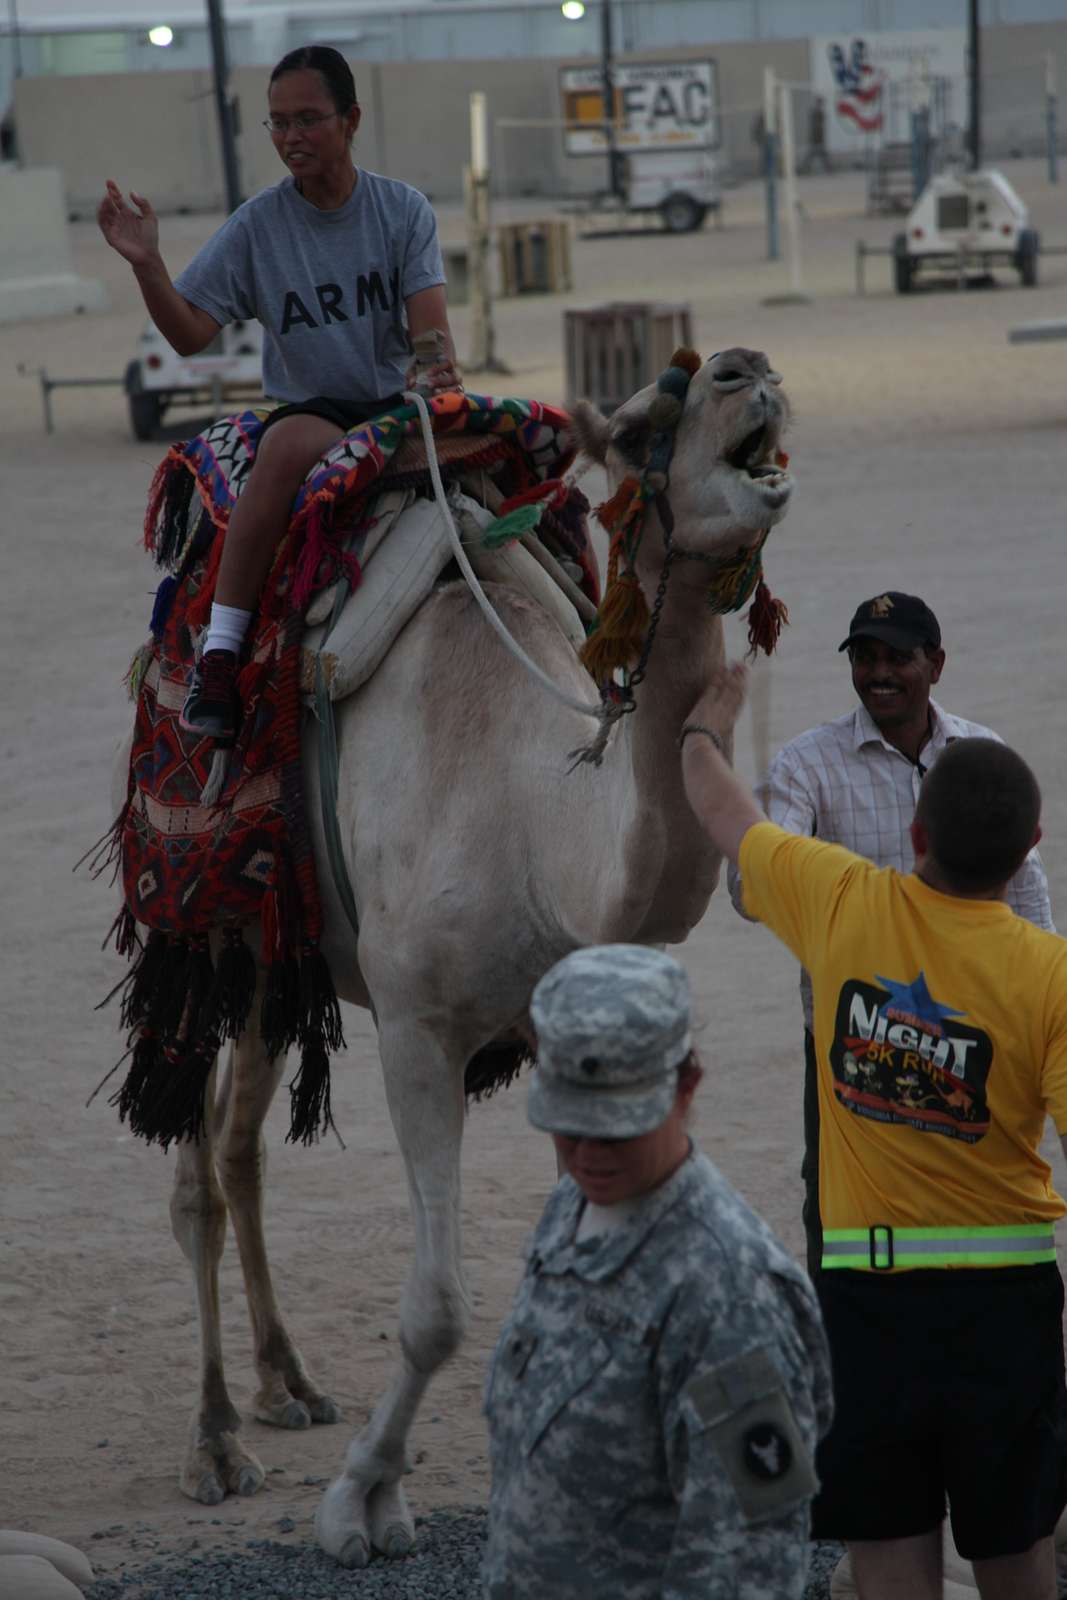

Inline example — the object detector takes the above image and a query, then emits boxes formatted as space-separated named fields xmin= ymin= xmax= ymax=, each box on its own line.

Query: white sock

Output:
xmin=203 ymin=602 xmax=253 ymax=658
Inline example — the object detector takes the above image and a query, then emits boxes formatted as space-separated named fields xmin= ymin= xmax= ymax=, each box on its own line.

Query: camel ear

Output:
xmin=569 ymin=399 xmax=611 ymax=464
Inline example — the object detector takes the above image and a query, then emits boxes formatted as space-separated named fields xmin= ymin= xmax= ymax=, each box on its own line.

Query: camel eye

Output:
xmin=716 ymin=370 xmax=742 ymax=383
xmin=613 ymin=422 xmax=649 ymax=461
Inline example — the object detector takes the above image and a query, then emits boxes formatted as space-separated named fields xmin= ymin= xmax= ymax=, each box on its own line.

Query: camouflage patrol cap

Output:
xmin=528 ymin=945 xmax=692 ymax=1139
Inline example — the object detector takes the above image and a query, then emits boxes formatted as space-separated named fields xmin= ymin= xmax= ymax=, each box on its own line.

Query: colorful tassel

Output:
xmin=579 ymin=571 xmax=651 ymax=681
xmin=669 ymin=347 xmax=702 ymax=376
xmin=482 ymin=502 xmax=545 ymax=550
xmin=746 ymin=579 xmax=790 ymax=658
xmin=149 ymin=575 xmax=179 ymax=638
xmin=123 ymin=640 xmax=154 ymax=702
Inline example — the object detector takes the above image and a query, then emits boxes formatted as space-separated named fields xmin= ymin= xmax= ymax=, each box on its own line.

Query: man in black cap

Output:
xmin=729 ymin=590 xmax=1053 ymax=1275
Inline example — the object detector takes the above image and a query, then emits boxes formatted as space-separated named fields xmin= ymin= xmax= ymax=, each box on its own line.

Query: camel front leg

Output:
xmin=169 ymin=1058 xmax=265 ymax=1504
xmin=316 ymin=1018 xmax=471 ymax=1568
xmin=217 ymin=1016 xmax=341 ymax=1431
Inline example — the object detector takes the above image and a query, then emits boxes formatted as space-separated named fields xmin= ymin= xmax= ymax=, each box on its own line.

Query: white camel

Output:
xmin=111 ymin=347 xmax=793 ymax=1566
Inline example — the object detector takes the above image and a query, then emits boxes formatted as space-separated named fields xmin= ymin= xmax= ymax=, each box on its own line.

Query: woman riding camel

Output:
xmin=98 ymin=43 xmax=459 ymax=742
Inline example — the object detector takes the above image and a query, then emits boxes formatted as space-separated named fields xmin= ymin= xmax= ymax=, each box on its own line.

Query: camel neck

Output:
xmin=615 ymin=541 xmax=728 ymax=942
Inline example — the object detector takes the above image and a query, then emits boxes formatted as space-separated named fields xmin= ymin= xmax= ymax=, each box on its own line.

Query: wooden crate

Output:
xmin=497 ymin=220 xmax=572 ymax=297
xmin=443 ymin=243 xmax=469 ymax=306
xmin=564 ymin=302 xmax=694 ymax=414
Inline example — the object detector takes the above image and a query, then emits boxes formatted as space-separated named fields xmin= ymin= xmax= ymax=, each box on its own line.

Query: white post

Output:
xmin=763 ymin=65 xmax=780 ymax=261
xmin=470 ymin=89 xmax=489 ymax=181
xmin=779 ymin=80 xmax=804 ymax=297
xmin=465 ymin=91 xmax=507 ymax=375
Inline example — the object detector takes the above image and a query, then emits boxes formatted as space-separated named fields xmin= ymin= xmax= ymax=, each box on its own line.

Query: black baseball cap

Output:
xmin=838 ymin=592 xmax=942 ymax=653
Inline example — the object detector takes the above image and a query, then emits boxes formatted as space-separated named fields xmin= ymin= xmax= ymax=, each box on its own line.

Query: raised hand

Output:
xmin=97 ymin=180 xmax=160 ymax=267
xmin=685 ymin=661 xmax=749 ymax=742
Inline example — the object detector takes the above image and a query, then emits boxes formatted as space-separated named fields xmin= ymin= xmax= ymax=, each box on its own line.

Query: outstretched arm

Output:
xmin=97 ymin=180 xmax=221 ymax=356
xmin=681 ymin=664 xmax=767 ymax=867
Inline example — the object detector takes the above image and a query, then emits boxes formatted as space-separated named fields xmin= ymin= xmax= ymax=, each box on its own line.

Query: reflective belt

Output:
xmin=821 ymin=1223 xmax=1057 ymax=1272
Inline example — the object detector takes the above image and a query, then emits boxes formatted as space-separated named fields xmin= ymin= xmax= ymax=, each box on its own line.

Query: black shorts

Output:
xmin=812 ymin=1263 xmax=1067 ymax=1559
xmin=257 ymin=394 xmax=405 ymax=445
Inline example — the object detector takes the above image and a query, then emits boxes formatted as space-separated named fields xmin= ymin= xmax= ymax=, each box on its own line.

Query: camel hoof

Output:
xmin=307 ymin=1395 xmax=341 ymax=1425
xmin=257 ymin=1398 xmax=311 ymax=1430
xmin=337 ymin=1533 xmax=370 ymax=1570
xmin=236 ymin=1466 xmax=264 ymax=1498
xmin=374 ymin=1523 xmax=414 ymax=1560
xmin=193 ymin=1473 xmax=226 ymax=1506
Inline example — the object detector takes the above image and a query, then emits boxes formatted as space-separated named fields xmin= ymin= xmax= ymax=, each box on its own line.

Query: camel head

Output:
xmin=572 ymin=347 xmax=793 ymax=556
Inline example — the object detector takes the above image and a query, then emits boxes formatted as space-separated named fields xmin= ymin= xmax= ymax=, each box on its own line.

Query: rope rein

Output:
xmin=406 ymin=388 xmax=604 ymax=726
xmin=406 ymin=351 xmax=784 ymax=770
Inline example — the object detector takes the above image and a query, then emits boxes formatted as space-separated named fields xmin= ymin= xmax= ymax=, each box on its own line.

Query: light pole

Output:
xmin=562 ymin=1 xmax=622 ymax=202
xmin=205 ymin=0 xmax=242 ymax=214
xmin=966 ymin=0 xmax=981 ymax=170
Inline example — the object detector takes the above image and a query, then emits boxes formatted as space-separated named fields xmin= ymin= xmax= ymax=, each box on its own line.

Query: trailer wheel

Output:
xmin=892 ymin=232 xmax=914 ymax=295
xmin=1015 ymin=228 xmax=1039 ymax=288
xmin=125 ymin=360 xmax=164 ymax=441
xmin=660 ymin=193 xmax=706 ymax=234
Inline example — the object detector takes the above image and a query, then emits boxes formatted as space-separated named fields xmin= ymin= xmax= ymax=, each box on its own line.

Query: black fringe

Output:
xmin=101 ymin=921 xmax=343 ymax=1151
xmin=110 ymin=1030 xmax=170 ymax=1133
xmin=298 ymin=943 xmax=346 ymax=1053
xmin=103 ymin=905 xmax=138 ymax=958
xmin=288 ymin=1040 xmax=332 ymax=1146
xmin=211 ymin=925 xmax=258 ymax=1040
xmin=261 ymin=954 xmax=302 ymax=1061
xmin=464 ymin=1039 xmax=535 ymax=1103
xmin=119 ymin=930 xmax=170 ymax=1033
xmin=284 ymin=944 xmax=345 ymax=1144
xmin=121 ymin=1039 xmax=216 ymax=1149
xmin=152 ymin=464 xmax=198 ymax=571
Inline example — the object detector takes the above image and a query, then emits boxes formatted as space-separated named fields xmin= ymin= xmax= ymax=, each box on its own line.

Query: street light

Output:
xmin=147 ymin=24 xmax=175 ymax=46
xmin=966 ymin=0 xmax=981 ymax=169
xmin=562 ymin=0 xmax=622 ymax=201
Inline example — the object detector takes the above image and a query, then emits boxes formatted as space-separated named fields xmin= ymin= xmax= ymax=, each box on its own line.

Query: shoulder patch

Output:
xmin=684 ymin=1347 xmax=818 ymax=1525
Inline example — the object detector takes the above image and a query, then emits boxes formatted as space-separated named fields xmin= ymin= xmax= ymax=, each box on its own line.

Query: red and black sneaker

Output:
xmin=179 ymin=650 xmax=240 ymax=743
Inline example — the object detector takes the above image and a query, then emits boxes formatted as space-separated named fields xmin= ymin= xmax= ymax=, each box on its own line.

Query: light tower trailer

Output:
xmin=892 ymin=168 xmax=1040 ymax=294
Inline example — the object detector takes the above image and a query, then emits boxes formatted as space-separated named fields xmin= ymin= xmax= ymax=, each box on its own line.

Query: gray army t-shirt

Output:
xmin=174 ymin=169 xmax=446 ymax=403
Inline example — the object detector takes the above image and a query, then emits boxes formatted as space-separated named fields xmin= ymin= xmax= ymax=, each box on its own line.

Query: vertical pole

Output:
xmin=764 ymin=65 xmax=780 ymax=263
xmin=205 ymin=0 xmax=243 ymax=214
xmin=966 ymin=0 xmax=981 ymax=172
xmin=1047 ymin=53 xmax=1059 ymax=185
xmin=779 ymin=80 xmax=803 ymax=296
xmin=466 ymin=92 xmax=507 ymax=375
xmin=601 ymin=0 xmax=621 ymax=200
xmin=8 ymin=0 xmax=22 ymax=79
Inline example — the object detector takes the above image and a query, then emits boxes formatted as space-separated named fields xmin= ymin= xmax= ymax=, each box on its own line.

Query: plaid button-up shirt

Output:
xmin=728 ymin=700 xmax=1055 ymax=1028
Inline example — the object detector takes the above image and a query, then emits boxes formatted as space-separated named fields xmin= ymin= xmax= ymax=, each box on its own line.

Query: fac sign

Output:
xmin=560 ymin=60 xmax=719 ymax=155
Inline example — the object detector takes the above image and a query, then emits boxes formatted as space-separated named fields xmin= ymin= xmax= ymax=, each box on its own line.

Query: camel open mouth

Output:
xmin=726 ymin=424 xmax=786 ymax=482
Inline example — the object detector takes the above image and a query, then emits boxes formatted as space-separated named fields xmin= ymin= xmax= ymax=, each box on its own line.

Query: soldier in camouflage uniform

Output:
xmin=483 ymin=945 xmax=833 ymax=1600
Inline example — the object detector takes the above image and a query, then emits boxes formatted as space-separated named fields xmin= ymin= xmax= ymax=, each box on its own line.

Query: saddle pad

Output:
xmin=301 ymin=494 xmax=455 ymax=699
xmin=301 ymin=490 xmax=586 ymax=702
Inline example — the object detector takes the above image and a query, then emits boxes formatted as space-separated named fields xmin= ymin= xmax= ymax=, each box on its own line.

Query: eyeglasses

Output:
xmin=262 ymin=111 xmax=341 ymax=135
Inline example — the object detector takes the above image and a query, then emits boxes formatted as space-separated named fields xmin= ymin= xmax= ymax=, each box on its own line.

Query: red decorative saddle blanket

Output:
xmin=100 ymin=392 xmax=590 ymax=1150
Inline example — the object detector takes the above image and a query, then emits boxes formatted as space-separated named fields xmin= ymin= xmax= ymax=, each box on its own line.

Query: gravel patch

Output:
xmin=84 ymin=1510 xmax=846 ymax=1599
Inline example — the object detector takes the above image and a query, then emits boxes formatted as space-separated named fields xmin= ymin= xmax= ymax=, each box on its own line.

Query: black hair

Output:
xmin=915 ymin=737 xmax=1041 ymax=894
xmin=269 ymin=46 xmax=358 ymax=114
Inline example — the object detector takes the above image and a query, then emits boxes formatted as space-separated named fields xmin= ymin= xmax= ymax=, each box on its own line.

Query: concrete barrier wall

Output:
xmin=14 ymin=22 xmax=1067 ymax=217
xmin=0 ymin=165 xmax=107 ymax=322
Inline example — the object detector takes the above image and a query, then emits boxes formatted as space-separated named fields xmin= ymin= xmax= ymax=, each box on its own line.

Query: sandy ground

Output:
xmin=4 ymin=158 xmax=1067 ymax=1583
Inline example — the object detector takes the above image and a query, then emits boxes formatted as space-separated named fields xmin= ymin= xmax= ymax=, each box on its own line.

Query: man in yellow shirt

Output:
xmin=680 ymin=664 xmax=1067 ymax=1600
